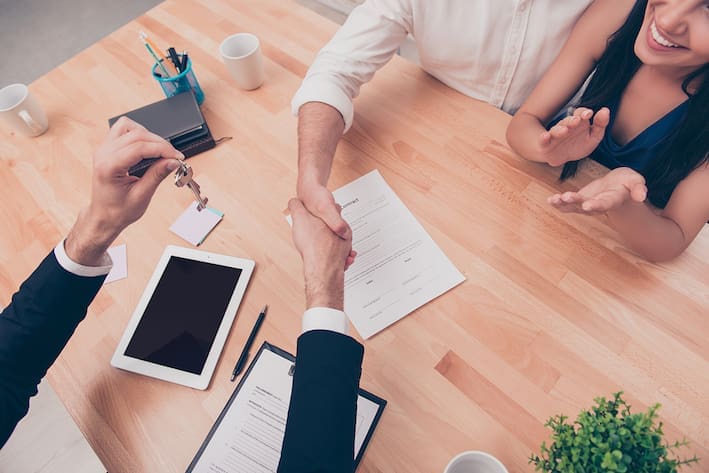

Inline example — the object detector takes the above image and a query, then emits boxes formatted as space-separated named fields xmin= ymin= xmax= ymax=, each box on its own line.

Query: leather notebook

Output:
xmin=108 ymin=91 xmax=215 ymax=176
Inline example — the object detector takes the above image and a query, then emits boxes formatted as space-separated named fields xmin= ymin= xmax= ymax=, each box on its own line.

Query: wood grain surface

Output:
xmin=0 ymin=1 xmax=707 ymax=471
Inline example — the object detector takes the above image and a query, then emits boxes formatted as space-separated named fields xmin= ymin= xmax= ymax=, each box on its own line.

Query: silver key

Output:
xmin=174 ymin=160 xmax=208 ymax=211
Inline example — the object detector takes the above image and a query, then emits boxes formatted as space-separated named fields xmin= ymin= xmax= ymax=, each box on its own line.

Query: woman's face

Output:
xmin=634 ymin=0 xmax=709 ymax=74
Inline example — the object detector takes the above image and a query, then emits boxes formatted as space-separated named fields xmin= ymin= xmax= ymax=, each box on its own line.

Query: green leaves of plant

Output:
xmin=529 ymin=392 xmax=699 ymax=473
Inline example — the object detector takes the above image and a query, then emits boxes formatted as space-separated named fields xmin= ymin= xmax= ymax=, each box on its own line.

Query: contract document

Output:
xmin=187 ymin=343 xmax=386 ymax=473
xmin=334 ymin=170 xmax=465 ymax=339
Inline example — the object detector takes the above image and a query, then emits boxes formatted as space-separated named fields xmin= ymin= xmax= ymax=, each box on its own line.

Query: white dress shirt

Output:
xmin=292 ymin=0 xmax=594 ymax=131
xmin=54 ymin=240 xmax=113 ymax=277
xmin=303 ymin=307 xmax=349 ymax=335
xmin=54 ymin=241 xmax=348 ymax=335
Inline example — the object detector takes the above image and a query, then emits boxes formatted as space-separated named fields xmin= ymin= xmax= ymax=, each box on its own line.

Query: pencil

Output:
xmin=143 ymin=42 xmax=171 ymax=77
xmin=139 ymin=31 xmax=178 ymax=76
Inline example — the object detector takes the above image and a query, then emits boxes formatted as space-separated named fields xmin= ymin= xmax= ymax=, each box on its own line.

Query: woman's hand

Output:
xmin=539 ymin=107 xmax=610 ymax=166
xmin=548 ymin=167 xmax=647 ymax=215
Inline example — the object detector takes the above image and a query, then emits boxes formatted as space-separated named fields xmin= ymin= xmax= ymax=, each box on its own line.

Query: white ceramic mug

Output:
xmin=444 ymin=451 xmax=508 ymax=473
xmin=219 ymin=33 xmax=265 ymax=90
xmin=0 ymin=84 xmax=49 ymax=137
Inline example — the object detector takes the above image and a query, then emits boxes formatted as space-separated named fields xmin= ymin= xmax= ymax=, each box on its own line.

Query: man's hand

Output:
xmin=296 ymin=101 xmax=352 ymax=240
xmin=539 ymin=107 xmax=610 ymax=166
xmin=297 ymin=180 xmax=352 ymax=240
xmin=289 ymin=198 xmax=355 ymax=310
xmin=65 ymin=117 xmax=183 ymax=265
xmin=548 ymin=167 xmax=647 ymax=215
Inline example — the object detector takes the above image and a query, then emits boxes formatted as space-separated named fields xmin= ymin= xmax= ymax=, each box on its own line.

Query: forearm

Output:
xmin=294 ymin=0 xmax=411 ymax=193
xmin=0 ymin=251 xmax=105 ymax=447
xmin=0 ymin=208 xmax=118 ymax=446
xmin=304 ymin=264 xmax=345 ymax=311
xmin=296 ymin=102 xmax=345 ymax=193
xmin=507 ymin=112 xmax=558 ymax=165
xmin=607 ymin=202 xmax=688 ymax=262
xmin=65 ymin=206 xmax=122 ymax=266
xmin=278 ymin=330 xmax=362 ymax=473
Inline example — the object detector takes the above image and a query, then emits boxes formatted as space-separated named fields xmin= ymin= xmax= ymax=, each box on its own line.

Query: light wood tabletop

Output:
xmin=1 ymin=0 xmax=707 ymax=471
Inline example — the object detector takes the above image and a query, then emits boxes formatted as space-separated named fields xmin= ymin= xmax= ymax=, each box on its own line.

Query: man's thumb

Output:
xmin=152 ymin=158 xmax=180 ymax=183
xmin=135 ymin=158 xmax=180 ymax=199
xmin=321 ymin=206 xmax=351 ymax=240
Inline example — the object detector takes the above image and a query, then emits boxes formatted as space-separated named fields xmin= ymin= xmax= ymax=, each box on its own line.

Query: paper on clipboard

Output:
xmin=187 ymin=342 xmax=385 ymax=472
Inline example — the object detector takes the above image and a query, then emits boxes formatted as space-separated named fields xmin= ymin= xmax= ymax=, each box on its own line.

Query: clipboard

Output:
xmin=187 ymin=341 xmax=386 ymax=472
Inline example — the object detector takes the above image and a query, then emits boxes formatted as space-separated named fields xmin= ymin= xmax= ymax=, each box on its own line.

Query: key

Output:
xmin=174 ymin=160 xmax=208 ymax=211
xmin=175 ymin=161 xmax=208 ymax=211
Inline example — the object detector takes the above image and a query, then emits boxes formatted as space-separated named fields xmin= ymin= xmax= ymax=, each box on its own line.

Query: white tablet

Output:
xmin=111 ymin=245 xmax=254 ymax=390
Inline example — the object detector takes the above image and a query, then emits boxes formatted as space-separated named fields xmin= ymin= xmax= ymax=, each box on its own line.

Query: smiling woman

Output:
xmin=637 ymin=1 xmax=709 ymax=68
xmin=506 ymin=0 xmax=709 ymax=262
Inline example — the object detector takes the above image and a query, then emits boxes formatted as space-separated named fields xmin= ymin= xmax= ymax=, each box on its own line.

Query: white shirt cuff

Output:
xmin=54 ymin=240 xmax=113 ymax=277
xmin=302 ymin=307 xmax=349 ymax=335
xmin=291 ymin=80 xmax=355 ymax=133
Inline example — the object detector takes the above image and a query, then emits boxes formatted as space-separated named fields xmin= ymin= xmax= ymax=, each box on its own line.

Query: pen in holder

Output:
xmin=152 ymin=55 xmax=205 ymax=105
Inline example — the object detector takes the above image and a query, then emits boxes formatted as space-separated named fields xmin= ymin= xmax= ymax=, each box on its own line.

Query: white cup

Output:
xmin=219 ymin=33 xmax=265 ymax=90
xmin=444 ymin=451 xmax=508 ymax=473
xmin=0 ymin=83 xmax=49 ymax=137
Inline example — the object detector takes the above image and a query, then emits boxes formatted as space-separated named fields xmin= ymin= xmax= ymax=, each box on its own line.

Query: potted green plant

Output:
xmin=531 ymin=392 xmax=698 ymax=472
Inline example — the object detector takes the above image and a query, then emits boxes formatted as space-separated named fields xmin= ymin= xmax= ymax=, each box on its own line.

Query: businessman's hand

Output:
xmin=65 ymin=117 xmax=183 ymax=265
xmin=298 ymin=182 xmax=352 ymax=240
xmin=295 ymin=101 xmax=352 ymax=240
xmin=289 ymin=198 xmax=355 ymax=310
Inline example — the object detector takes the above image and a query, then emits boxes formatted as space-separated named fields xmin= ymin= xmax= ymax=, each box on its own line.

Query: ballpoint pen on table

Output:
xmin=167 ymin=47 xmax=181 ymax=72
xmin=230 ymin=305 xmax=267 ymax=382
xmin=180 ymin=50 xmax=189 ymax=73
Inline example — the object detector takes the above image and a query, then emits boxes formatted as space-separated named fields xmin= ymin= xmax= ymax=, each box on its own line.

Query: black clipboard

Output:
xmin=186 ymin=341 xmax=387 ymax=472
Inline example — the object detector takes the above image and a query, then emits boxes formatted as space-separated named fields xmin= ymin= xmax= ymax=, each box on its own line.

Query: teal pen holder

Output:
xmin=152 ymin=55 xmax=205 ymax=105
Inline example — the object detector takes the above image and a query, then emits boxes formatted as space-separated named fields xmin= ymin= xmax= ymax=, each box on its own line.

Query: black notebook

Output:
xmin=108 ymin=91 xmax=215 ymax=176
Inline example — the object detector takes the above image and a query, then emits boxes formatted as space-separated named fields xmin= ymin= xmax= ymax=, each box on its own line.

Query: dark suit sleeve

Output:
xmin=0 ymin=251 xmax=105 ymax=448
xmin=277 ymin=330 xmax=364 ymax=473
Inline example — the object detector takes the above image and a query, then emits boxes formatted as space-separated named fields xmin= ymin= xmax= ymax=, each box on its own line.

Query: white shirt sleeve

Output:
xmin=291 ymin=0 xmax=412 ymax=132
xmin=302 ymin=307 xmax=349 ymax=335
xmin=54 ymin=240 xmax=113 ymax=277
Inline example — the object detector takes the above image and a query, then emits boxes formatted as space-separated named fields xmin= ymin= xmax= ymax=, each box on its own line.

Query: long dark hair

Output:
xmin=561 ymin=0 xmax=709 ymax=209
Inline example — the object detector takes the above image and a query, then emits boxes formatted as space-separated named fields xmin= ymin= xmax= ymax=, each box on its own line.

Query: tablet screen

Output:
xmin=124 ymin=256 xmax=242 ymax=375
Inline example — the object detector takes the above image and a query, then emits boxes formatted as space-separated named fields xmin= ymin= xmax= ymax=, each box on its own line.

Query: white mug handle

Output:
xmin=18 ymin=109 xmax=43 ymax=134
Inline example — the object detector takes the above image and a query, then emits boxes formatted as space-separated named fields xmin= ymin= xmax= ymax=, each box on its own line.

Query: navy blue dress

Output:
xmin=592 ymin=99 xmax=689 ymax=176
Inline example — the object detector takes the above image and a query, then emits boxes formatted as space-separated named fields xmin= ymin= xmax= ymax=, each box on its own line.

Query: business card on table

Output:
xmin=170 ymin=203 xmax=224 ymax=246
xmin=104 ymin=244 xmax=128 ymax=284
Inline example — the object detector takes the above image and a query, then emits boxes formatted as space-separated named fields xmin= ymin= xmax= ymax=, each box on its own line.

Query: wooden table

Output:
xmin=1 ymin=1 xmax=707 ymax=471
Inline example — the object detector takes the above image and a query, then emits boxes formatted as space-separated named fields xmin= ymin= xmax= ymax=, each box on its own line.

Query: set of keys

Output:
xmin=174 ymin=159 xmax=208 ymax=210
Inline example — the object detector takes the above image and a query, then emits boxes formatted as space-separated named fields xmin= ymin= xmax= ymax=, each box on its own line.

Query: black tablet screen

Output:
xmin=125 ymin=256 xmax=242 ymax=374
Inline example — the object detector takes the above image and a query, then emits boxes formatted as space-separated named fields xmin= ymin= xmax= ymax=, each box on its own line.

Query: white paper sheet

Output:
xmin=170 ymin=203 xmax=223 ymax=246
xmin=354 ymin=395 xmax=381 ymax=455
xmin=104 ymin=244 xmax=127 ymax=284
xmin=335 ymin=170 xmax=465 ymax=339
xmin=190 ymin=348 xmax=381 ymax=473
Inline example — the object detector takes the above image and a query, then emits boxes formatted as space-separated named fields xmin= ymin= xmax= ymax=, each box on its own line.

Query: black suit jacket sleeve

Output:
xmin=0 ymin=251 xmax=105 ymax=448
xmin=277 ymin=329 xmax=364 ymax=473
